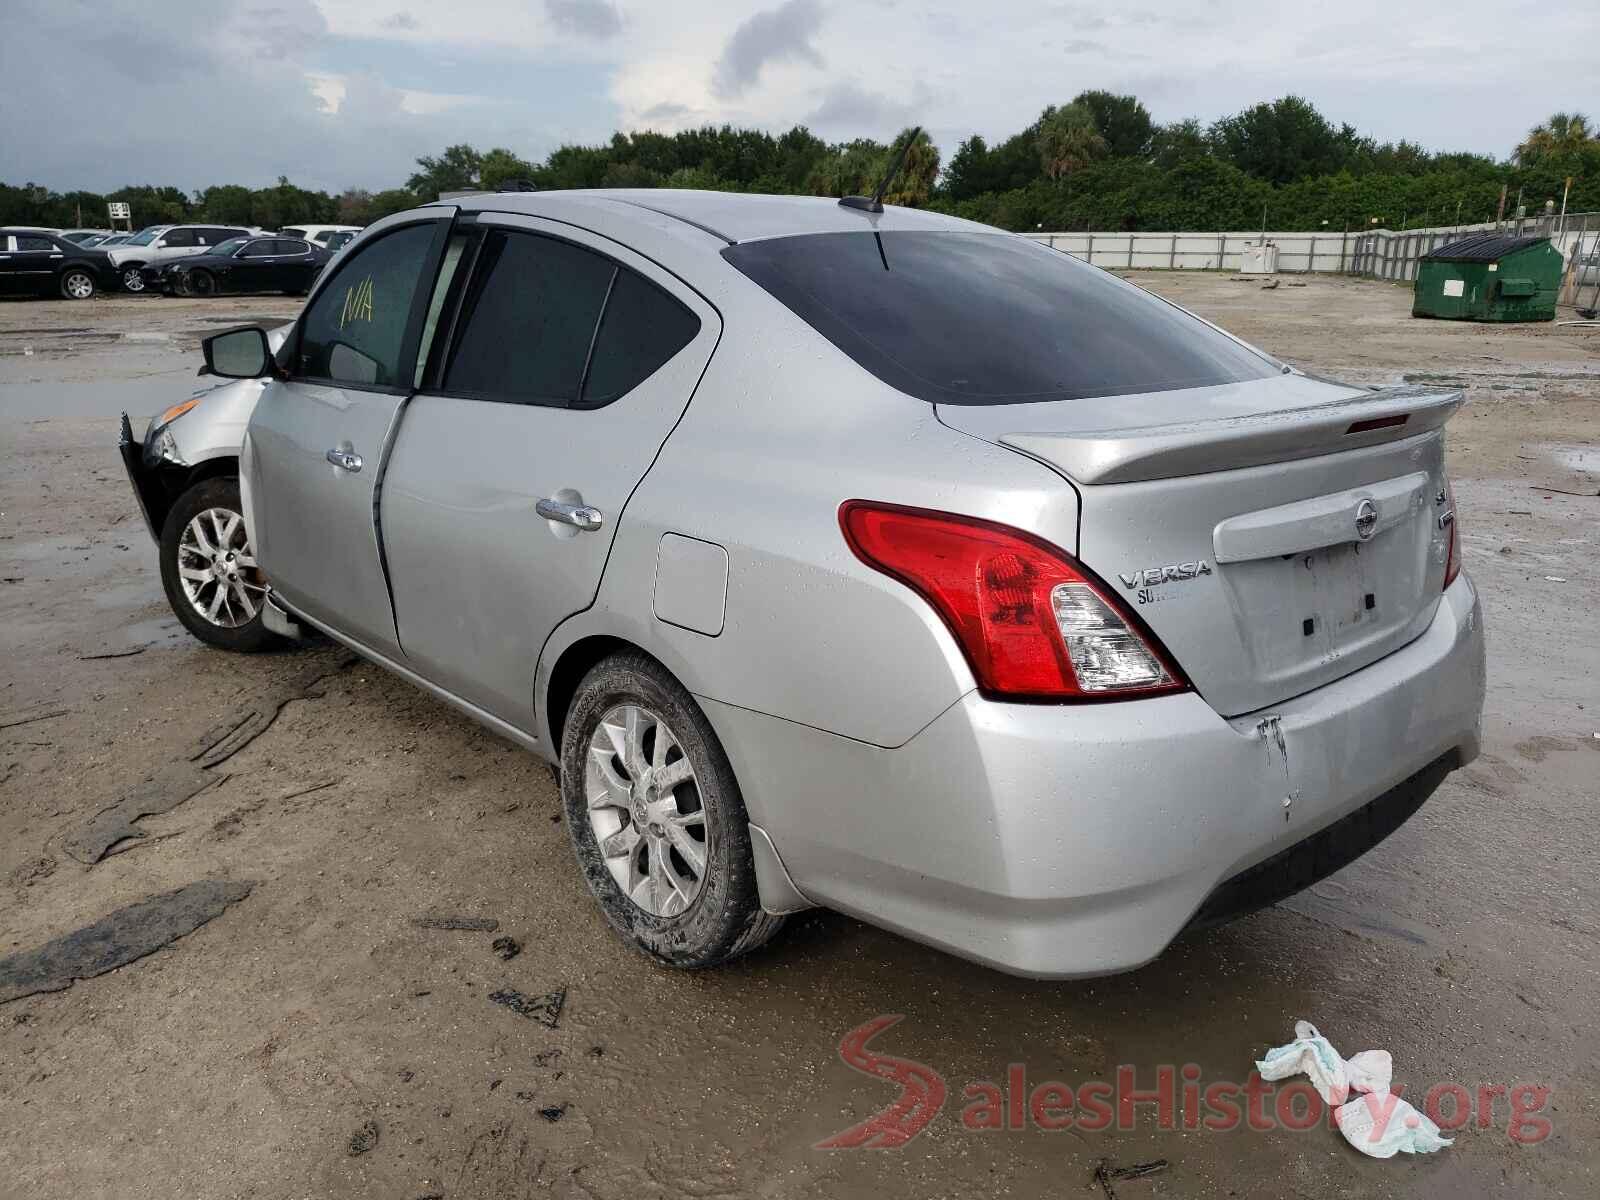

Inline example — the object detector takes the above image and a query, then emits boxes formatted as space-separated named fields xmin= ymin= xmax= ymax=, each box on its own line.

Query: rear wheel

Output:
xmin=560 ymin=652 xmax=785 ymax=968
xmin=187 ymin=268 xmax=216 ymax=297
xmin=159 ymin=476 xmax=277 ymax=652
xmin=59 ymin=268 xmax=96 ymax=300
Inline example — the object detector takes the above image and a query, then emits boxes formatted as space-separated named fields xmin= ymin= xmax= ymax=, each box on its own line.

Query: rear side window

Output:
xmin=16 ymin=235 xmax=55 ymax=251
xmin=723 ymin=232 xmax=1277 ymax=405
xmin=296 ymin=222 xmax=439 ymax=388
xmin=444 ymin=229 xmax=699 ymax=408
xmin=579 ymin=269 xmax=701 ymax=408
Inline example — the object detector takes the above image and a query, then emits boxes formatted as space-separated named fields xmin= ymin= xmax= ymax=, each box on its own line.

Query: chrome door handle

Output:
xmin=536 ymin=498 xmax=604 ymax=531
xmin=326 ymin=448 xmax=363 ymax=472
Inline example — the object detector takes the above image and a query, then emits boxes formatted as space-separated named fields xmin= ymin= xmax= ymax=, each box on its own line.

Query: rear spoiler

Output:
xmin=1000 ymin=386 xmax=1464 ymax=485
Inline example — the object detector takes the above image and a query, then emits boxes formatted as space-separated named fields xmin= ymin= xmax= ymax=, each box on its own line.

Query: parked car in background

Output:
xmin=0 ymin=228 xmax=117 ymax=298
xmin=95 ymin=233 xmax=135 ymax=248
xmin=104 ymin=224 xmax=254 ymax=292
xmin=143 ymin=236 xmax=330 ymax=297
xmin=279 ymin=224 xmax=362 ymax=248
xmin=118 ymin=323 xmax=293 ymax=648
xmin=187 ymin=192 xmax=1485 ymax=978
xmin=321 ymin=229 xmax=358 ymax=256
xmin=57 ymin=229 xmax=113 ymax=244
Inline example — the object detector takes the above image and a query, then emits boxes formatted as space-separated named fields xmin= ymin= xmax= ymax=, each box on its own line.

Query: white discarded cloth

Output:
xmin=1255 ymin=1020 xmax=1447 ymax=1159
xmin=1343 ymin=1049 xmax=1393 ymax=1096
xmin=1254 ymin=1017 xmax=1369 ymax=1107
xmin=1336 ymin=1092 xmax=1453 ymax=1158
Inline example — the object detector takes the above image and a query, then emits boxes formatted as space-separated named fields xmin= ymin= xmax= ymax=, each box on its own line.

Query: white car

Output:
xmin=278 ymin=224 xmax=363 ymax=248
xmin=104 ymin=224 xmax=254 ymax=292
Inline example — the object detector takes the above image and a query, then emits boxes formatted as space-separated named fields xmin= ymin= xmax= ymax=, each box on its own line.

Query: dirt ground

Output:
xmin=1 ymin=278 xmax=1597 ymax=1199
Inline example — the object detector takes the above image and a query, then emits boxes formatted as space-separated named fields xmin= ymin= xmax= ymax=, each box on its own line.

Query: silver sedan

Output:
xmin=189 ymin=190 xmax=1485 ymax=978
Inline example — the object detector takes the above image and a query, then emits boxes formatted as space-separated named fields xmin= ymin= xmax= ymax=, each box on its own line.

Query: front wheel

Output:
xmin=561 ymin=652 xmax=785 ymax=968
xmin=120 ymin=265 xmax=146 ymax=293
xmin=59 ymin=268 xmax=97 ymax=300
xmin=159 ymin=476 xmax=278 ymax=652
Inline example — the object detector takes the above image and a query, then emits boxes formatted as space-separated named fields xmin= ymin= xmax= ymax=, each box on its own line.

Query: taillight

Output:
xmin=839 ymin=501 xmax=1187 ymax=701
xmin=1442 ymin=480 xmax=1461 ymax=589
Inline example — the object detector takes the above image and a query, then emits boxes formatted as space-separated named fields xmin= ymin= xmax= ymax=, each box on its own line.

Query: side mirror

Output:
xmin=201 ymin=326 xmax=275 ymax=379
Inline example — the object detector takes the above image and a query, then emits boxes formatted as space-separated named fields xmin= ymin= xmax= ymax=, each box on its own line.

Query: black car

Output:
xmin=0 ymin=229 xmax=117 ymax=300
xmin=144 ymin=236 xmax=330 ymax=297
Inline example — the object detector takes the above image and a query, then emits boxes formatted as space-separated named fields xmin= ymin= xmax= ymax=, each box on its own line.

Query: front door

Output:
xmin=232 ymin=241 xmax=279 ymax=292
xmin=243 ymin=210 xmax=456 ymax=657
xmin=378 ymin=215 xmax=719 ymax=728
xmin=4 ymin=234 xmax=64 ymax=294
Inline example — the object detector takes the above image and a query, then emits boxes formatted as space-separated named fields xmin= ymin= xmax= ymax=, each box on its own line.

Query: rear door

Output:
xmin=244 ymin=209 xmax=456 ymax=656
xmin=379 ymin=214 xmax=718 ymax=726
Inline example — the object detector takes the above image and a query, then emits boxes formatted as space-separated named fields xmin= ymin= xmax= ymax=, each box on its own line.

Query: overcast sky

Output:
xmin=2 ymin=0 xmax=1594 ymax=195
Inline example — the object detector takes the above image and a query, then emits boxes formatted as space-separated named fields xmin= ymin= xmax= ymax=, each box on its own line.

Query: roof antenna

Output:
xmin=839 ymin=126 xmax=923 ymax=214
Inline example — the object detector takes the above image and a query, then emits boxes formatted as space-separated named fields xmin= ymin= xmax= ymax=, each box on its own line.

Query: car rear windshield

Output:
xmin=722 ymin=231 xmax=1278 ymax=405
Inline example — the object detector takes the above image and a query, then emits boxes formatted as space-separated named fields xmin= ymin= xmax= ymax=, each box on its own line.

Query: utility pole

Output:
xmin=1495 ymin=183 xmax=1508 ymax=228
xmin=1558 ymin=176 xmax=1572 ymax=237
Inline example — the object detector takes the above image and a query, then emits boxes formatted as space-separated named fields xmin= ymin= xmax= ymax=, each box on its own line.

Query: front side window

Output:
xmin=163 ymin=228 xmax=198 ymax=248
xmin=240 ymin=240 xmax=276 ymax=258
xmin=724 ymin=231 xmax=1278 ymax=405
xmin=442 ymin=230 xmax=615 ymax=405
xmin=213 ymin=238 xmax=249 ymax=257
xmin=295 ymin=222 xmax=439 ymax=388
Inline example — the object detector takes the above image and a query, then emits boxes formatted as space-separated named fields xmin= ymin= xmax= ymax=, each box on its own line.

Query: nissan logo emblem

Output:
xmin=1355 ymin=498 xmax=1378 ymax=541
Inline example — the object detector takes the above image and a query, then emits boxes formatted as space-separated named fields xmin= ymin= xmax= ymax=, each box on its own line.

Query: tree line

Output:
xmin=3 ymin=98 xmax=1595 ymax=235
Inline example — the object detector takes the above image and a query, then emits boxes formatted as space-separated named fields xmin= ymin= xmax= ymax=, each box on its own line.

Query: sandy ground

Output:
xmin=1 ymin=279 xmax=1597 ymax=1199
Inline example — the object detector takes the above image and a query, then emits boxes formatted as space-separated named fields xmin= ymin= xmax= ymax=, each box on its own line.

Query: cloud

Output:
xmin=544 ymin=0 xmax=623 ymax=39
xmin=804 ymin=82 xmax=923 ymax=136
xmin=712 ymin=0 xmax=825 ymax=98
xmin=381 ymin=11 xmax=419 ymax=30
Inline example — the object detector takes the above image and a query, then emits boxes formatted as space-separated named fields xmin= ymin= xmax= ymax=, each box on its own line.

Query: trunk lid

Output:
xmin=937 ymin=375 xmax=1461 ymax=717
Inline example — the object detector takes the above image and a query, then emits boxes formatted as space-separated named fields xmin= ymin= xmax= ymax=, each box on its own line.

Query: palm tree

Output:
xmin=1515 ymin=112 xmax=1594 ymax=165
xmin=1038 ymin=103 xmax=1108 ymax=180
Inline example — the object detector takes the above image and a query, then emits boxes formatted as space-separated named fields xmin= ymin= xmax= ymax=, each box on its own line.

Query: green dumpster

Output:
xmin=1412 ymin=233 xmax=1562 ymax=322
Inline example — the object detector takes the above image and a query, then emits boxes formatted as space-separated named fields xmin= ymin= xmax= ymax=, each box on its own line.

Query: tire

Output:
xmin=120 ymin=264 xmax=146 ymax=293
xmin=59 ymin=268 xmax=97 ymax=300
xmin=187 ymin=268 xmax=216 ymax=297
xmin=560 ymin=652 xmax=785 ymax=968
xmin=158 ymin=476 xmax=278 ymax=652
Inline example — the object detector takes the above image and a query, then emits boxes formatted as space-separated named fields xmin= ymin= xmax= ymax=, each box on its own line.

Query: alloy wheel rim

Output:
xmin=177 ymin=506 xmax=266 ymax=628
xmin=190 ymin=272 xmax=214 ymax=296
xmin=65 ymin=273 xmax=93 ymax=298
xmin=122 ymin=268 xmax=144 ymax=292
xmin=585 ymin=704 xmax=709 ymax=917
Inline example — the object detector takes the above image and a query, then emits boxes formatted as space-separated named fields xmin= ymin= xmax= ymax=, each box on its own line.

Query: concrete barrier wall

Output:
xmin=1025 ymin=216 xmax=1600 ymax=281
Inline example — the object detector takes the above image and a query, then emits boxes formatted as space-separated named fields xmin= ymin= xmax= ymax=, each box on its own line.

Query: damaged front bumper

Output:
xmin=118 ymin=411 xmax=166 ymax=543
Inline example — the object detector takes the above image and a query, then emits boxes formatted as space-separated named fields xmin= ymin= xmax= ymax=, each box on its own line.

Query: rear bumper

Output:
xmin=706 ymin=574 xmax=1485 ymax=978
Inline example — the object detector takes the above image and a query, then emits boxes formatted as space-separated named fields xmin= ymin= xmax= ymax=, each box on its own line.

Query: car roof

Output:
xmin=443 ymin=189 xmax=993 ymax=247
